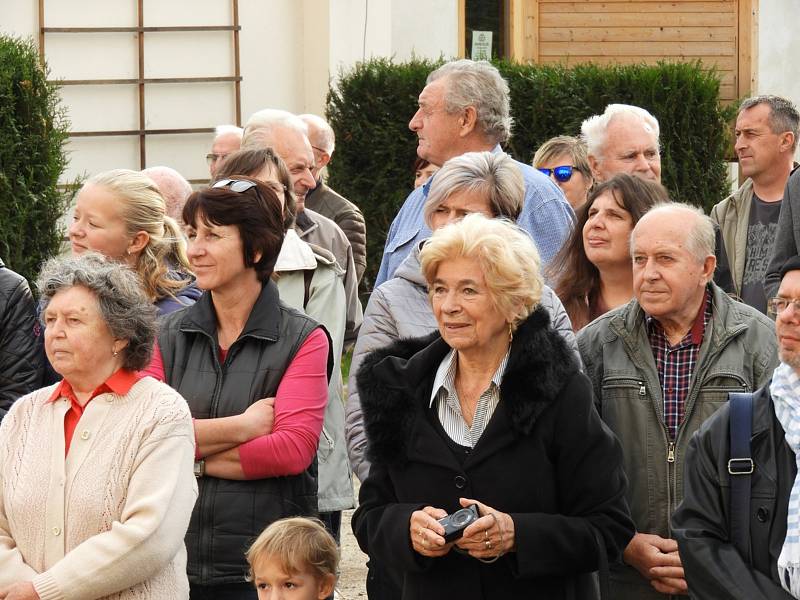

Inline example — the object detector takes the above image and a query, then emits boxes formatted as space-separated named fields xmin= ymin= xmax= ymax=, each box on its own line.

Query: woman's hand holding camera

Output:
xmin=455 ymin=498 xmax=515 ymax=560
xmin=409 ymin=506 xmax=454 ymax=557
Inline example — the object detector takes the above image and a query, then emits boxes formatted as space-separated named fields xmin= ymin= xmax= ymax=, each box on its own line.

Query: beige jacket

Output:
xmin=0 ymin=377 xmax=197 ymax=600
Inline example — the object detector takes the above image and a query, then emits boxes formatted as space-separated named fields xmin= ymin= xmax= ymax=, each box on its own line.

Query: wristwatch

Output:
xmin=193 ymin=459 xmax=205 ymax=478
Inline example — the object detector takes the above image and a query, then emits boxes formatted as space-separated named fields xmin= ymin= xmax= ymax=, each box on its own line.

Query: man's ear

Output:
xmin=702 ymin=254 xmax=717 ymax=282
xmin=588 ymin=154 xmax=602 ymax=181
xmin=779 ymin=132 xmax=796 ymax=155
xmin=317 ymin=152 xmax=331 ymax=170
xmin=459 ymin=106 xmax=478 ymax=138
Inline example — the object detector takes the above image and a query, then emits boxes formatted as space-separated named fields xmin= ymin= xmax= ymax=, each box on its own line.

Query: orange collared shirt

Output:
xmin=47 ymin=369 xmax=142 ymax=455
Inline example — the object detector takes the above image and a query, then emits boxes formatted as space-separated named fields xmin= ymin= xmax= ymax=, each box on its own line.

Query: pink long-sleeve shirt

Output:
xmin=144 ymin=327 xmax=329 ymax=479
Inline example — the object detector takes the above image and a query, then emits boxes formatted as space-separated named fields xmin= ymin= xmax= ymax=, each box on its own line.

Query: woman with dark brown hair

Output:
xmin=548 ymin=173 xmax=670 ymax=331
xmin=146 ymin=178 xmax=332 ymax=599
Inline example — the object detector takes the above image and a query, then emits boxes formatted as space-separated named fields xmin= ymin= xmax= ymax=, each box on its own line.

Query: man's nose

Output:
xmin=409 ymin=108 xmax=423 ymax=132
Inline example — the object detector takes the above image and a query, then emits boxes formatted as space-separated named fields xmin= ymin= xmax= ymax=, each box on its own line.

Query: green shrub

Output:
xmin=327 ymin=58 xmax=734 ymax=291
xmin=0 ymin=35 xmax=70 ymax=286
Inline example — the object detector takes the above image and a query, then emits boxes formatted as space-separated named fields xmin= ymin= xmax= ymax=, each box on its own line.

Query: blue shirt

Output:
xmin=375 ymin=146 xmax=575 ymax=287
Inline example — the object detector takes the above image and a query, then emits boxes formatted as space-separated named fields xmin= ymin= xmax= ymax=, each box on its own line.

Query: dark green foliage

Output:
xmin=0 ymin=35 xmax=70 ymax=286
xmin=327 ymin=58 xmax=734 ymax=291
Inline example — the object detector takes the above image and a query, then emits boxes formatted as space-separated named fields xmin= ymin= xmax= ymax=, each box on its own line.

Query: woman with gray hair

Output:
xmin=353 ymin=215 xmax=634 ymax=599
xmin=346 ymin=150 xmax=579 ymax=485
xmin=0 ymin=253 xmax=197 ymax=600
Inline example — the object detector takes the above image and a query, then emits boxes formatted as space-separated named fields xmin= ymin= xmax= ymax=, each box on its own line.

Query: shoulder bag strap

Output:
xmin=728 ymin=391 xmax=755 ymax=564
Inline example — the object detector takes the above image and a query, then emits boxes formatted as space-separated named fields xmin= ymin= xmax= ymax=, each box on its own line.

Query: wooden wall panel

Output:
xmin=507 ymin=0 xmax=754 ymax=103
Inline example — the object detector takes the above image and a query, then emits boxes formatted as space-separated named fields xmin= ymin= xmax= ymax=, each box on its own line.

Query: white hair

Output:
xmin=299 ymin=113 xmax=335 ymax=155
xmin=427 ymin=59 xmax=512 ymax=144
xmin=214 ymin=124 xmax=243 ymax=140
xmin=631 ymin=202 xmax=714 ymax=262
xmin=141 ymin=166 xmax=192 ymax=221
xmin=581 ymin=104 xmax=660 ymax=159
xmin=244 ymin=109 xmax=308 ymax=141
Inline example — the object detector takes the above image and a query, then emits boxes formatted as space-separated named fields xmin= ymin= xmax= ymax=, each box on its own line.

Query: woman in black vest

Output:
xmin=149 ymin=178 xmax=331 ymax=600
xmin=353 ymin=214 xmax=634 ymax=600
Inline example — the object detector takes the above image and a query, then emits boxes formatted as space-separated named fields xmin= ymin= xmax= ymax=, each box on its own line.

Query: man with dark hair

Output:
xmin=673 ymin=255 xmax=800 ymax=598
xmin=712 ymin=95 xmax=799 ymax=313
xmin=374 ymin=59 xmax=574 ymax=287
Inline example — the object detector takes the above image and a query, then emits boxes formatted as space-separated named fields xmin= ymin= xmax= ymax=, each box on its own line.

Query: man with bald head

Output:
xmin=141 ymin=165 xmax=192 ymax=222
xmin=578 ymin=203 xmax=777 ymax=599
xmin=581 ymin=103 xmax=662 ymax=183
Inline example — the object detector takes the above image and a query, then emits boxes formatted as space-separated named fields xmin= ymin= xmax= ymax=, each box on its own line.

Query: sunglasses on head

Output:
xmin=537 ymin=165 xmax=575 ymax=183
xmin=212 ymin=178 xmax=258 ymax=193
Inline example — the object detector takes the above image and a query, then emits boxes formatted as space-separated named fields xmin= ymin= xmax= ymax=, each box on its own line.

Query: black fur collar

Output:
xmin=356 ymin=306 xmax=579 ymax=466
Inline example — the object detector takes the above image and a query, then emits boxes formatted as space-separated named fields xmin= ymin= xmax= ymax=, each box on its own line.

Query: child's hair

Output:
xmin=246 ymin=517 xmax=339 ymax=583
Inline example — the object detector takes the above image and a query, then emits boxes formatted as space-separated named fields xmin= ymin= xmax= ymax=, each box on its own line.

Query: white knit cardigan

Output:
xmin=0 ymin=377 xmax=198 ymax=600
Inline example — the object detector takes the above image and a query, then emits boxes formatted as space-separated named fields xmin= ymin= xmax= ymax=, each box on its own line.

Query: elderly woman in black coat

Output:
xmin=353 ymin=214 xmax=634 ymax=600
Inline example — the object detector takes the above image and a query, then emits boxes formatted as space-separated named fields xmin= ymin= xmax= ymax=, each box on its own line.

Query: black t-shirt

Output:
xmin=741 ymin=194 xmax=782 ymax=313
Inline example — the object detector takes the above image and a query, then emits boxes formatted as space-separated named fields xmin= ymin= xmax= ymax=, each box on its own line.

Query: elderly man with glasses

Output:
xmin=206 ymin=124 xmax=243 ymax=178
xmin=673 ymin=254 xmax=800 ymax=599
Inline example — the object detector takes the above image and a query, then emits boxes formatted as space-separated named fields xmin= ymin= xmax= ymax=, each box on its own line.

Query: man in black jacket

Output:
xmin=0 ymin=259 xmax=43 ymax=419
xmin=672 ymin=255 xmax=800 ymax=599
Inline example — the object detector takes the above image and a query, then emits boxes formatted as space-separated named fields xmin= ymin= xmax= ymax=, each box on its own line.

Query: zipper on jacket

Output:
xmin=667 ymin=441 xmax=676 ymax=463
xmin=639 ymin=382 xmax=646 ymax=396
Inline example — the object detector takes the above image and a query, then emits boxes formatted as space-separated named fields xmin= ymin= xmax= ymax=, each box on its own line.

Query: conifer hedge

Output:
xmin=0 ymin=35 xmax=69 ymax=286
xmin=327 ymin=58 xmax=734 ymax=291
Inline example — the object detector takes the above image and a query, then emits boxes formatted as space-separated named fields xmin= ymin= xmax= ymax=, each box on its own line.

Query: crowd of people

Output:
xmin=0 ymin=56 xmax=799 ymax=599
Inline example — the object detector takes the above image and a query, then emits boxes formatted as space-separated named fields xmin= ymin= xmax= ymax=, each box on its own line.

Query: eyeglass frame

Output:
xmin=206 ymin=152 xmax=230 ymax=166
xmin=767 ymin=296 xmax=800 ymax=316
xmin=537 ymin=165 xmax=578 ymax=183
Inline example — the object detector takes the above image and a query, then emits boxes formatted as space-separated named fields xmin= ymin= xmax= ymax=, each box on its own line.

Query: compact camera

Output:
xmin=437 ymin=504 xmax=480 ymax=542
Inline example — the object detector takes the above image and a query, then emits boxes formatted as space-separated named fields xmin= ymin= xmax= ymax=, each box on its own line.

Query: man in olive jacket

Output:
xmin=672 ymin=256 xmax=800 ymax=600
xmin=578 ymin=203 xmax=778 ymax=599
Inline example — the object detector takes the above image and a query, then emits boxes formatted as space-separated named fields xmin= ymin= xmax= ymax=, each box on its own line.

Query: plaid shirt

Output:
xmin=646 ymin=289 xmax=712 ymax=439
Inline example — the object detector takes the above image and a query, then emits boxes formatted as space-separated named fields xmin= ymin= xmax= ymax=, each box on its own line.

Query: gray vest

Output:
xmin=158 ymin=281 xmax=324 ymax=585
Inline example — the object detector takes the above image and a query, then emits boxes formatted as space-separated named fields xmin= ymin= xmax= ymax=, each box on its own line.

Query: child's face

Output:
xmin=253 ymin=557 xmax=335 ymax=600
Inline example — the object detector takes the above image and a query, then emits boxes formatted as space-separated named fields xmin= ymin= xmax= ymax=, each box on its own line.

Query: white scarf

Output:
xmin=771 ymin=362 xmax=800 ymax=598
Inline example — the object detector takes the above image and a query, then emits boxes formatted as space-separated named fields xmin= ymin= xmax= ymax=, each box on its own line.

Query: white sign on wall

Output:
xmin=471 ymin=30 xmax=492 ymax=60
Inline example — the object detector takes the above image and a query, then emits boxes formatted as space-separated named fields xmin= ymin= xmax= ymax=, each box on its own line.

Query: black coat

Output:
xmin=0 ymin=259 xmax=42 ymax=419
xmin=672 ymin=383 xmax=797 ymax=599
xmin=352 ymin=307 xmax=635 ymax=600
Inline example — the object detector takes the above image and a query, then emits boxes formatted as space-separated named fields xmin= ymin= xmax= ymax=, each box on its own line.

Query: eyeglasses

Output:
xmin=768 ymin=297 xmax=800 ymax=315
xmin=206 ymin=153 xmax=228 ymax=166
xmin=537 ymin=165 xmax=575 ymax=183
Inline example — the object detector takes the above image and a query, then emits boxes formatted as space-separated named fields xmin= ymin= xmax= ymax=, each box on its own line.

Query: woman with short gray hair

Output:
xmin=346 ymin=150 xmax=580 ymax=483
xmin=0 ymin=253 xmax=197 ymax=599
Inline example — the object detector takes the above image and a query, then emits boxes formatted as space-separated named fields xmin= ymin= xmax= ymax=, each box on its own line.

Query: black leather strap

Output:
xmin=728 ymin=392 xmax=755 ymax=564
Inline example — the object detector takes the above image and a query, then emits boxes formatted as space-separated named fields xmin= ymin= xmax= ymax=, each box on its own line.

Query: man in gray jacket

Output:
xmin=578 ymin=203 xmax=777 ymax=599
xmin=711 ymin=95 xmax=798 ymax=313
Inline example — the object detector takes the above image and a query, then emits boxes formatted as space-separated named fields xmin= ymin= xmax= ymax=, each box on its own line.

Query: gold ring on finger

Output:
xmin=485 ymin=539 xmax=491 ymax=549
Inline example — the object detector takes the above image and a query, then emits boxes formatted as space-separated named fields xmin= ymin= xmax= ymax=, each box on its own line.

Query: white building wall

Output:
xmin=3 ymin=0 xmax=797 ymax=182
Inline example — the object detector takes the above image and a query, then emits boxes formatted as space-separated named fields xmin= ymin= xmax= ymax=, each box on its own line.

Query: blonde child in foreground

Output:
xmin=246 ymin=517 xmax=339 ymax=600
